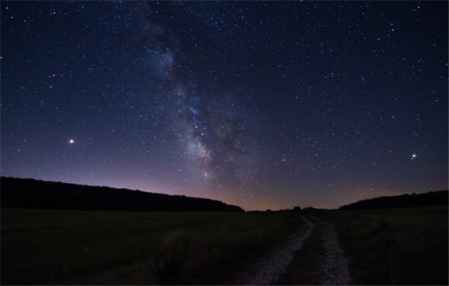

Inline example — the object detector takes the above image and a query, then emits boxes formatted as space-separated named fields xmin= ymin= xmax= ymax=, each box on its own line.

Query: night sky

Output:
xmin=2 ymin=2 xmax=447 ymax=210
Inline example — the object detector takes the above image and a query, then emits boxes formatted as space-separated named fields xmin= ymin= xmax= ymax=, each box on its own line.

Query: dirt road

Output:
xmin=88 ymin=215 xmax=350 ymax=285
xmin=239 ymin=215 xmax=351 ymax=285
xmin=236 ymin=216 xmax=314 ymax=284
xmin=319 ymin=221 xmax=351 ymax=285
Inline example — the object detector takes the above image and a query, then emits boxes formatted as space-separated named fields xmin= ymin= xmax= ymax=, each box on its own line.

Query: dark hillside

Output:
xmin=339 ymin=190 xmax=448 ymax=210
xmin=0 ymin=177 xmax=243 ymax=212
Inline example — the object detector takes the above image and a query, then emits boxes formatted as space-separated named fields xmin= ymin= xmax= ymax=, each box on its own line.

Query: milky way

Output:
xmin=133 ymin=3 xmax=262 ymax=198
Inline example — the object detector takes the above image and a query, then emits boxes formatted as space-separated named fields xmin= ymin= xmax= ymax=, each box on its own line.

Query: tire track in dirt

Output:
xmin=318 ymin=220 xmax=351 ymax=285
xmin=236 ymin=215 xmax=314 ymax=285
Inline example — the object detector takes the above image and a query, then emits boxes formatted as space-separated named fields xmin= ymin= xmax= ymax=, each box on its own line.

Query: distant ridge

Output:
xmin=339 ymin=190 xmax=448 ymax=210
xmin=0 ymin=177 xmax=243 ymax=212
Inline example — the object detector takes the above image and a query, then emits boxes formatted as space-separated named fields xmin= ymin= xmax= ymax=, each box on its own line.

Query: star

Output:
xmin=68 ymin=138 xmax=75 ymax=145
xmin=410 ymin=153 xmax=417 ymax=160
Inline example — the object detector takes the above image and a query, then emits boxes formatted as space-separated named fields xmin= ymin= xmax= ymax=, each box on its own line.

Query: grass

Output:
xmin=1 ymin=208 xmax=303 ymax=284
xmin=334 ymin=206 xmax=448 ymax=284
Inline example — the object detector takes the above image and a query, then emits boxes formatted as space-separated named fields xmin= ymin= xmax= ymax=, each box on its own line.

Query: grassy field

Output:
xmin=1 ymin=208 xmax=303 ymax=284
xmin=334 ymin=206 xmax=448 ymax=284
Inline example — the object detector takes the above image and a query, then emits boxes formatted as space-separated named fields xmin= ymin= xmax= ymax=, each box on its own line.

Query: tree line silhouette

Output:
xmin=1 ymin=177 xmax=243 ymax=212
xmin=339 ymin=190 xmax=448 ymax=210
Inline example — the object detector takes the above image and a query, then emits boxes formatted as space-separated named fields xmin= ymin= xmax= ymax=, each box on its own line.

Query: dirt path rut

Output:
xmin=239 ymin=215 xmax=351 ymax=285
xmin=237 ymin=216 xmax=314 ymax=284
xmin=319 ymin=221 xmax=351 ymax=285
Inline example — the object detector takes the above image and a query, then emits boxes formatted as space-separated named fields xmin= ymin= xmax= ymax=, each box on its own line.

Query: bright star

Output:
xmin=68 ymin=138 xmax=75 ymax=144
xmin=410 ymin=153 xmax=417 ymax=160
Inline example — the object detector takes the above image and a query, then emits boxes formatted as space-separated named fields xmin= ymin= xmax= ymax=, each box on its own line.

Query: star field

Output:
xmin=2 ymin=2 xmax=447 ymax=209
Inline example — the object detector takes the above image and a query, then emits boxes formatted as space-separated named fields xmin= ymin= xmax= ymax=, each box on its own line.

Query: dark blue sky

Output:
xmin=2 ymin=1 xmax=447 ymax=209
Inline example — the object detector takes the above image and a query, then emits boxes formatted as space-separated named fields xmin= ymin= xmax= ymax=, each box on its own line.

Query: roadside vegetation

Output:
xmin=334 ymin=206 xmax=448 ymax=284
xmin=2 ymin=208 xmax=303 ymax=284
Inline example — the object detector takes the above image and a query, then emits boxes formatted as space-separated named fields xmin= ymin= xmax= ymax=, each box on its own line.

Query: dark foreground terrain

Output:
xmin=1 ymin=178 xmax=447 ymax=284
xmin=2 ymin=208 xmax=303 ymax=284
xmin=334 ymin=206 xmax=448 ymax=285
xmin=2 ymin=206 xmax=447 ymax=284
